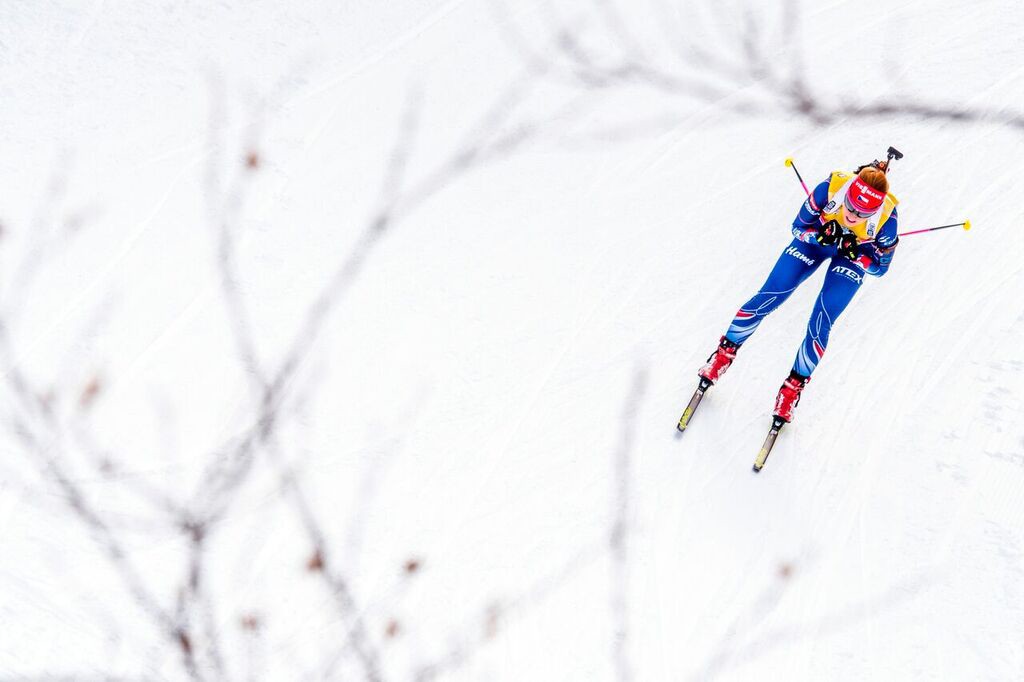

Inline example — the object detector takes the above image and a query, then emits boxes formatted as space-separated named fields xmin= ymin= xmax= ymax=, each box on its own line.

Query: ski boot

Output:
xmin=678 ymin=336 xmax=740 ymax=433
xmin=773 ymin=369 xmax=810 ymax=423
xmin=754 ymin=370 xmax=810 ymax=471
xmin=698 ymin=336 xmax=739 ymax=385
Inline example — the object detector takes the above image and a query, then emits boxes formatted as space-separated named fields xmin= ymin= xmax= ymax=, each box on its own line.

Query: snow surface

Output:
xmin=1 ymin=0 xmax=1024 ymax=680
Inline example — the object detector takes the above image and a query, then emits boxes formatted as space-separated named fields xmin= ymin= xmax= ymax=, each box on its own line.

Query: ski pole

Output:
xmin=858 ymin=220 xmax=971 ymax=245
xmin=784 ymin=157 xmax=820 ymax=211
xmin=786 ymin=155 xmax=971 ymax=241
xmin=899 ymin=221 xmax=971 ymax=238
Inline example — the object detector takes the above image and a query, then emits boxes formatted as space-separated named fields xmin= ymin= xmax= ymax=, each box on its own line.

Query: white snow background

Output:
xmin=1 ymin=0 xmax=1023 ymax=680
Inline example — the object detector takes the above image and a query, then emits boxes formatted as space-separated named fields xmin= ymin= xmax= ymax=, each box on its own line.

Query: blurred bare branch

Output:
xmin=413 ymin=541 xmax=608 ymax=682
xmin=200 ymin=70 xmax=387 ymax=682
xmin=610 ymin=367 xmax=647 ymax=682
xmin=694 ymin=561 xmax=798 ymax=682
xmin=695 ymin=566 xmax=935 ymax=681
xmin=2 ymin=152 xmax=72 ymax=318
xmin=489 ymin=0 xmax=1024 ymax=140
xmin=5 ymin=3 xmax=1000 ymax=680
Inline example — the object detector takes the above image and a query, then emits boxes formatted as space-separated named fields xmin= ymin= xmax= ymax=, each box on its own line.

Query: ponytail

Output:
xmin=858 ymin=166 xmax=889 ymax=194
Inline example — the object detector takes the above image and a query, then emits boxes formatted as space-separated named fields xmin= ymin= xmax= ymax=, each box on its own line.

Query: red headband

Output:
xmin=846 ymin=177 xmax=885 ymax=212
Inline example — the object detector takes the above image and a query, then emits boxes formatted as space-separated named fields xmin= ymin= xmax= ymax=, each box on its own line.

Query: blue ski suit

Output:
xmin=723 ymin=177 xmax=899 ymax=377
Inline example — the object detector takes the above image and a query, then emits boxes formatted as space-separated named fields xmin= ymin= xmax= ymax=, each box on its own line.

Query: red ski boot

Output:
xmin=698 ymin=336 xmax=739 ymax=385
xmin=679 ymin=336 xmax=741 ymax=432
xmin=773 ymin=370 xmax=810 ymax=423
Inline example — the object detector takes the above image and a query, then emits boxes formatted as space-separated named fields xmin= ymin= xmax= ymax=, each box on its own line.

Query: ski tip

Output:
xmin=784 ymin=157 xmax=793 ymax=167
xmin=752 ymin=464 xmax=762 ymax=473
xmin=964 ymin=219 xmax=972 ymax=231
xmin=754 ymin=445 xmax=771 ymax=471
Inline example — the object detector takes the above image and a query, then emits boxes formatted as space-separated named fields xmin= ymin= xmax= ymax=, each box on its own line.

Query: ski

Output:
xmin=753 ymin=417 xmax=786 ymax=472
xmin=677 ymin=378 xmax=712 ymax=432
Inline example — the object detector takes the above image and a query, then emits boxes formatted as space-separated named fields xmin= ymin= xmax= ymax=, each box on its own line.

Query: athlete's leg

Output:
xmin=792 ymin=260 xmax=865 ymax=377
xmin=725 ymin=239 xmax=827 ymax=345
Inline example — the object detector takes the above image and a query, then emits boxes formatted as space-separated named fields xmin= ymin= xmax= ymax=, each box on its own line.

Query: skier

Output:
xmin=696 ymin=159 xmax=899 ymax=424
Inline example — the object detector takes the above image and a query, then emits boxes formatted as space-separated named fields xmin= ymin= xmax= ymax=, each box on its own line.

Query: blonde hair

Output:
xmin=858 ymin=166 xmax=889 ymax=194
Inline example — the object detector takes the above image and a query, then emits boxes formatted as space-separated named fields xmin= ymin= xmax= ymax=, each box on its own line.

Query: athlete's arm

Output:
xmin=854 ymin=207 xmax=899 ymax=276
xmin=791 ymin=179 xmax=830 ymax=242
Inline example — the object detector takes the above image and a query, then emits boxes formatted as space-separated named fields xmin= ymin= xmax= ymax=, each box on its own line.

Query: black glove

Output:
xmin=814 ymin=219 xmax=841 ymax=246
xmin=837 ymin=233 xmax=859 ymax=260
